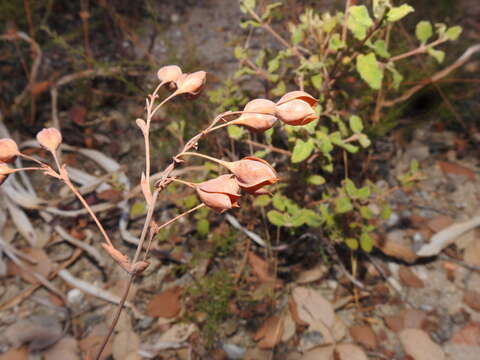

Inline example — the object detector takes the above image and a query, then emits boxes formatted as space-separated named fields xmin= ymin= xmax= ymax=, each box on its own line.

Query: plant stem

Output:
xmin=169 ymin=177 xmax=197 ymax=188
xmin=389 ymin=38 xmax=446 ymax=63
xmin=177 ymin=152 xmax=229 ymax=167
xmin=143 ymin=203 xmax=205 ymax=261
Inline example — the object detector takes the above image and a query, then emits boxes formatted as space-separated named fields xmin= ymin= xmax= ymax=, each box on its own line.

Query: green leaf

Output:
xmin=291 ymin=26 xmax=304 ymax=45
xmin=386 ymin=63 xmax=404 ymax=90
xmin=307 ymin=175 xmax=326 ymax=185
xmin=130 ymin=201 xmax=146 ymax=217
xmin=357 ymin=186 xmax=371 ymax=200
xmin=347 ymin=5 xmax=374 ymax=40
xmin=356 ymin=53 xmax=383 ymax=90
xmin=386 ymin=4 xmax=414 ymax=22
xmin=254 ymin=150 xmax=268 ymax=158
xmin=291 ymin=138 xmax=315 ymax=163
xmin=335 ymin=197 xmax=353 ymax=214
xmin=302 ymin=209 xmax=323 ymax=227
xmin=360 ymin=232 xmax=374 ymax=252
xmin=349 ymin=115 xmax=364 ymax=133
xmin=445 ymin=26 xmax=462 ymax=41
xmin=345 ymin=178 xmax=358 ymax=198
xmin=311 ymin=73 xmax=323 ymax=90
xmin=373 ymin=0 xmax=391 ymax=19
xmin=329 ymin=33 xmax=345 ymax=51
xmin=427 ymin=48 xmax=445 ymax=63
xmin=360 ymin=206 xmax=374 ymax=220
xmin=227 ymin=125 xmax=245 ymax=140
xmin=240 ymin=19 xmax=260 ymax=28
xmin=358 ymin=134 xmax=371 ymax=148
xmin=371 ymin=39 xmax=390 ymax=58
xmin=345 ymin=238 xmax=359 ymax=250
xmin=253 ymin=194 xmax=271 ymax=207
xmin=261 ymin=2 xmax=282 ymax=20
xmin=234 ymin=46 xmax=247 ymax=60
xmin=267 ymin=210 xmax=286 ymax=226
xmin=197 ymin=219 xmax=210 ymax=237
xmin=380 ymin=204 xmax=392 ymax=220
xmin=268 ymin=57 xmax=281 ymax=73
xmin=271 ymin=80 xmax=286 ymax=97
xmin=416 ymin=21 xmax=433 ymax=43
xmin=239 ymin=0 xmax=256 ymax=13
xmin=272 ymin=193 xmax=287 ymax=211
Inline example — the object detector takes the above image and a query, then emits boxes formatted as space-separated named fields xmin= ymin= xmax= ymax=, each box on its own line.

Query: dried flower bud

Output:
xmin=275 ymin=99 xmax=317 ymax=126
xmin=276 ymin=90 xmax=317 ymax=107
xmin=0 ymin=138 xmax=19 ymax=163
xmin=175 ymin=71 xmax=206 ymax=96
xmin=0 ymin=161 xmax=15 ymax=176
xmin=231 ymin=99 xmax=277 ymax=132
xmin=224 ymin=156 xmax=278 ymax=193
xmin=157 ymin=65 xmax=182 ymax=84
xmin=36 ymin=128 xmax=62 ymax=152
xmin=196 ymin=174 xmax=241 ymax=213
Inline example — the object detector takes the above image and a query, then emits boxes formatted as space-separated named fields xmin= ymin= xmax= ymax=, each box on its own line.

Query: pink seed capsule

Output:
xmin=224 ymin=156 xmax=278 ymax=194
xmin=36 ymin=128 xmax=62 ymax=153
xmin=0 ymin=138 xmax=19 ymax=163
xmin=231 ymin=99 xmax=277 ymax=132
xmin=275 ymin=99 xmax=317 ymax=126
xmin=157 ymin=65 xmax=182 ymax=84
xmin=175 ymin=71 xmax=206 ymax=96
xmin=196 ymin=174 xmax=241 ymax=213
xmin=276 ymin=90 xmax=318 ymax=107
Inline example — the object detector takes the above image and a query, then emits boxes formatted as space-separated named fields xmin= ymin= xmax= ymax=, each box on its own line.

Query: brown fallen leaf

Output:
xmin=402 ymin=309 xmax=427 ymax=329
xmin=349 ymin=325 xmax=378 ymax=350
xmin=300 ymin=345 xmax=334 ymax=360
xmin=383 ymin=315 xmax=404 ymax=333
xmin=464 ymin=238 xmax=480 ymax=267
xmin=451 ymin=322 xmax=480 ymax=346
xmin=0 ymin=346 xmax=28 ymax=360
xmin=399 ymin=266 xmax=424 ymax=288
xmin=253 ymin=314 xmax=284 ymax=349
xmin=42 ymin=337 xmax=80 ymax=360
xmin=438 ymin=161 xmax=476 ymax=180
xmin=97 ymin=189 xmax=123 ymax=202
xmin=295 ymin=264 xmax=327 ymax=284
xmin=247 ymin=251 xmax=280 ymax=285
xmin=5 ymin=316 xmax=63 ymax=351
xmin=427 ymin=215 xmax=455 ymax=233
xmin=463 ymin=290 xmax=480 ymax=312
xmin=335 ymin=343 xmax=368 ymax=360
xmin=399 ymin=329 xmax=445 ymax=360
xmin=112 ymin=329 xmax=140 ymax=360
xmin=147 ymin=286 xmax=182 ymax=318
xmin=69 ymin=105 xmax=87 ymax=125
xmin=78 ymin=335 xmax=112 ymax=360
xmin=31 ymin=81 xmax=52 ymax=96
xmin=9 ymin=248 xmax=53 ymax=285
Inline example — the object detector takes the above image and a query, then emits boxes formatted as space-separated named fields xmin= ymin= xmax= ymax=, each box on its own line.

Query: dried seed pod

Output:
xmin=175 ymin=71 xmax=206 ymax=96
xmin=275 ymin=99 xmax=317 ymax=126
xmin=0 ymin=138 xmax=19 ymax=163
xmin=196 ymin=174 xmax=241 ymax=213
xmin=36 ymin=128 xmax=62 ymax=153
xmin=276 ymin=90 xmax=317 ymax=106
xmin=231 ymin=99 xmax=277 ymax=132
xmin=224 ymin=156 xmax=278 ymax=193
xmin=157 ymin=65 xmax=182 ymax=85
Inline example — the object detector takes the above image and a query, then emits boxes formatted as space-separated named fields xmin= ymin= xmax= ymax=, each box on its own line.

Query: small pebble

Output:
xmin=222 ymin=343 xmax=246 ymax=359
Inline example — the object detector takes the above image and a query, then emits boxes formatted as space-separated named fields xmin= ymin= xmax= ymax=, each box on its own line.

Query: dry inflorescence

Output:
xmin=0 ymin=64 xmax=317 ymax=359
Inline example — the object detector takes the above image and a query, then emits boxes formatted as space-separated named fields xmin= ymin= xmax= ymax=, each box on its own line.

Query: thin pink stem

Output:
xmin=177 ymin=152 xmax=230 ymax=168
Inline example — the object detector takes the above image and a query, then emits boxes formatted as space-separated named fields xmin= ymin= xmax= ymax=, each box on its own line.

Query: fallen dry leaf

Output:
xmin=281 ymin=310 xmax=296 ymax=342
xmin=42 ymin=337 xmax=79 ymax=360
xmin=292 ymin=287 xmax=335 ymax=328
xmin=399 ymin=328 xmax=445 ymax=360
xmin=147 ymin=286 xmax=182 ymax=318
xmin=112 ymin=329 xmax=140 ymax=360
xmin=253 ymin=314 xmax=284 ymax=349
xmin=97 ymin=189 xmax=123 ymax=202
xmin=335 ymin=343 xmax=368 ymax=360
xmin=399 ymin=266 xmax=424 ymax=288
xmin=427 ymin=215 xmax=454 ymax=233
xmin=296 ymin=264 xmax=327 ymax=284
xmin=9 ymin=248 xmax=53 ymax=285
xmin=464 ymin=238 xmax=480 ymax=267
xmin=247 ymin=251 xmax=279 ymax=284
xmin=300 ymin=345 xmax=334 ymax=360
xmin=438 ymin=161 xmax=476 ymax=180
xmin=383 ymin=315 xmax=404 ymax=333
xmin=5 ymin=316 xmax=62 ymax=351
xmin=0 ymin=346 xmax=28 ymax=360
xmin=31 ymin=81 xmax=52 ymax=96
xmin=78 ymin=336 xmax=112 ymax=360
xmin=451 ymin=322 xmax=480 ymax=346
xmin=349 ymin=325 xmax=378 ymax=349
xmin=402 ymin=309 xmax=427 ymax=329
xmin=463 ymin=290 xmax=480 ymax=312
